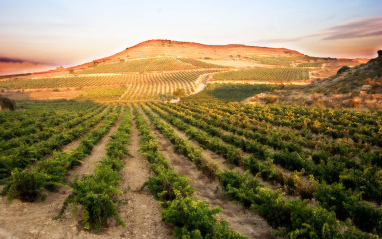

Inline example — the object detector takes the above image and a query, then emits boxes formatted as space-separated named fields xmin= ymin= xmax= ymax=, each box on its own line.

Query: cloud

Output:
xmin=0 ymin=57 xmax=53 ymax=65
xmin=256 ymin=37 xmax=304 ymax=43
xmin=0 ymin=57 xmax=23 ymax=63
xmin=318 ymin=16 xmax=382 ymax=40
xmin=257 ymin=16 xmax=382 ymax=43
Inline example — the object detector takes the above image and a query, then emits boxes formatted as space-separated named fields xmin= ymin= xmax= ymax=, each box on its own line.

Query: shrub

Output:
xmin=55 ymin=166 xmax=125 ymax=232
xmin=265 ymin=95 xmax=278 ymax=104
xmin=1 ymin=168 xmax=59 ymax=203
xmin=0 ymin=96 xmax=16 ymax=111
xmin=173 ymin=88 xmax=187 ymax=99
xmin=162 ymin=196 xmax=221 ymax=237
xmin=337 ymin=66 xmax=350 ymax=75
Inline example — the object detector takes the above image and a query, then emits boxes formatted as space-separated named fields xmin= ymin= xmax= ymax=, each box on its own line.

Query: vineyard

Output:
xmin=0 ymin=99 xmax=381 ymax=238
xmin=0 ymin=70 xmax=220 ymax=102
xmin=246 ymin=55 xmax=319 ymax=66
xmin=0 ymin=42 xmax=379 ymax=238
xmin=0 ymin=70 xmax=216 ymax=90
xmin=80 ymin=56 xmax=224 ymax=74
xmin=75 ymin=70 xmax=218 ymax=101
xmin=212 ymin=68 xmax=311 ymax=83
xmin=296 ymin=62 xmax=327 ymax=67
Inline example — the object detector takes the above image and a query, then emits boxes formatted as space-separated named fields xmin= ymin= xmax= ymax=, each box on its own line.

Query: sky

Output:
xmin=0 ymin=0 xmax=381 ymax=75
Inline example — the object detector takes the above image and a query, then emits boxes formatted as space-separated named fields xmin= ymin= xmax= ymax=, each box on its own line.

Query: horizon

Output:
xmin=1 ymin=0 xmax=381 ymax=75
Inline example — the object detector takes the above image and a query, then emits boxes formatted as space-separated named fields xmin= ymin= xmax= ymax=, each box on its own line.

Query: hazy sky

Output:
xmin=0 ymin=0 xmax=381 ymax=72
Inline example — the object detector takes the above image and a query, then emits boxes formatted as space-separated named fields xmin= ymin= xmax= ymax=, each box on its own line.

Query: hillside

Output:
xmin=305 ymin=54 xmax=382 ymax=94
xmin=104 ymin=39 xmax=305 ymax=61
xmin=79 ymin=56 xmax=225 ymax=74
xmin=254 ymin=51 xmax=382 ymax=109
xmin=63 ymin=39 xmax=306 ymax=71
xmin=0 ymin=40 xmax=367 ymax=102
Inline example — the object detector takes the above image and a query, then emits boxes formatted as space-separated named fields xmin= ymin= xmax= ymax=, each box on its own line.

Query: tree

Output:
xmin=173 ymin=88 xmax=186 ymax=99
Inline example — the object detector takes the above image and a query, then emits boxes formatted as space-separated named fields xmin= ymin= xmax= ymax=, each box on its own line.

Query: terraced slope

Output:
xmin=80 ymin=56 xmax=224 ymax=74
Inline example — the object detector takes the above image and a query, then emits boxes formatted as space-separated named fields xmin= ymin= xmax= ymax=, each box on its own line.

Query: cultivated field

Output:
xmin=1 ymin=99 xmax=381 ymax=238
xmin=211 ymin=68 xmax=311 ymax=84
xmin=1 ymin=41 xmax=380 ymax=239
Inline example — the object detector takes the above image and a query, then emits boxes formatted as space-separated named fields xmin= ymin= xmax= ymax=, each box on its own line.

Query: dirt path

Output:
xmin=140 ymin=107 xmax=277 ymax=239
xmin=0 ymin=107 xmax=133 ymax=239
xmin=190 ymin=74 xmax=211 ymax=95
xmin=113 ymin=107 xmax=173 ymax=239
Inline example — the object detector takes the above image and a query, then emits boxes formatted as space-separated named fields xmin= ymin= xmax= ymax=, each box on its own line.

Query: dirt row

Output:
xmin=114 ymin=107 xmax=173 ymax=238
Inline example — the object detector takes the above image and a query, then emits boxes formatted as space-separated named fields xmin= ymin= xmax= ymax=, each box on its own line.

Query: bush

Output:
xmin=55 ymin=166 xmax=125 ymax=232
xmin=0 ymin=96 xmax=16 ymax=111
xmin=265 ymin=95 xmax=278 ymax=104
xmin=337 ymin=66 xmax=350 ymax=75
xmin=162 ymin=196 xmax=221 ymax=237
xmin=1 ymin=168 xmax=59 ymax=203
xmin=173 ymin=88 xmax=187 ymax=99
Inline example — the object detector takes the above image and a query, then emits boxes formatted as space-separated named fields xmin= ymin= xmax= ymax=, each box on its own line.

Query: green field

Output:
xmin=247 ymin=55 xmax=317 ymax=66
xmin=297 ymin=62 xmax=327 ymax=67
xmin=184 ymin=84 xmax=278 ymax=102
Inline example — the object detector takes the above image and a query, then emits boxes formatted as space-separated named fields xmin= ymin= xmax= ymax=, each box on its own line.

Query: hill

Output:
xmin=104 ymin=39 xmax=305 ymax=61
xmin=65 ymin=39 xmax=306 ymax=71
xmin=0 ymin=40 xmax=367 ymax=102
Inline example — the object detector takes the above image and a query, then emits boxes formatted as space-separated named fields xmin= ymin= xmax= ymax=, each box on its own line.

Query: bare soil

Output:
xmin=140 ymin=107 xmax=277 ymax=239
